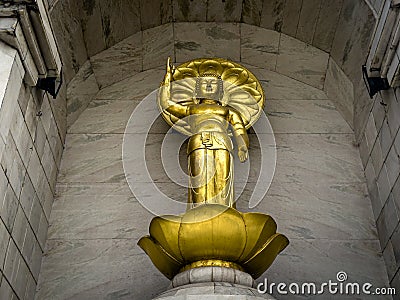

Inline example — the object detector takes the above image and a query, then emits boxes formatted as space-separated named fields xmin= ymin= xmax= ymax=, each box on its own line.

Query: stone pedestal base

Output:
xmin=154 ymin=267 xmax=275 ymax=299
xmin=154 ymin=282 xmax=275 ymax=299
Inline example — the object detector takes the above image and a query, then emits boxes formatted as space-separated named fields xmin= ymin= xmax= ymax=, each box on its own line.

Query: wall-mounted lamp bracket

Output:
xmin=362 ymin=65 xmax=390 ymax=98
xmin=37 ymin=71 xmax=62 ymax=99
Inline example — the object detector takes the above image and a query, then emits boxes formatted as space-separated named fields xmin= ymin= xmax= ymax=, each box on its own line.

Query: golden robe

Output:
xmin=187 ymin=131 xmax=234 ymax=207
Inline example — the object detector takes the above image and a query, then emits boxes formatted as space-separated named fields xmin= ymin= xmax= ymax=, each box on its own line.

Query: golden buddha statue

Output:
xmin=138 ymin=57 xmax=288 ymax=281
xmin=159 ymin=58 xmax=250 ymax=207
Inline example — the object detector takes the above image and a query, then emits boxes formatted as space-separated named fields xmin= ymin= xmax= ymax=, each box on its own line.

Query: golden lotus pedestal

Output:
xmin=138 ymin=204 xmax=288 ymax=298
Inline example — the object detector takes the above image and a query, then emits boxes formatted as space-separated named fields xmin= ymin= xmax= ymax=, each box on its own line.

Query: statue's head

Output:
xmin=194 ymin=73 xmax=224 ymax=104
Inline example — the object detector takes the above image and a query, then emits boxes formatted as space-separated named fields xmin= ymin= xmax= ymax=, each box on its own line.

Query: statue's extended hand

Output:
xmin=238 ymin=148 xmax=248 ymax=163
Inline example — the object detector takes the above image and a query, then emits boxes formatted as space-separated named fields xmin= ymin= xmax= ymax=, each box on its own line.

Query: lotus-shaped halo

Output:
xmin=138 ymin=204 xmax=288 ymax=280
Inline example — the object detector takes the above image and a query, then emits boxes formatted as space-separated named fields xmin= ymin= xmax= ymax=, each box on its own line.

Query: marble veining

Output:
xmin=172 ymin=0 xmax=207 ymax=22
xmin=241 ymin=24 xmax=280 ymax=71
xmin=69 ymin=100 xmax=144 ymax=134
xmin=241 ymin=64 xmax=328 ymax=100
xmin=264 ymin=239 xmax=390 ymax=300
xmin=174 ymin=23 xmax=240 ymax=62
xmin=58 ymin=134 xmax=124 ymax=183
xmin=324 ymin=57 xmax=354 ymax=129
xmin=238 ymin=181 xmax=377 ymax=240
xmin=35 ymin=239 xmax=169 ymax=300
xmin=143 ymin=24 xmax=174 ymax=70
xmin=66 ymin=61 xmax=99 ymax=128
xmin=207 ymin=0 xmax=243 ymax=22
xmin=90 ymin=32 xmax=143 ymax=89
xmin=48 ymin=194 xmax=152 ymax=240
xmin=273 ymin=134 xmax=365 ymax=184
xmin=266 ymin=100 xmax=353 ymax=134
xmin=98 ymin=0 xmax=141 ymax=48
xmin=295 ymin=0 xmax=321 ymax=45
xmin=95 ymin=68 xmax=163 ymax=101
xmin=276 ymin=34 xmax=329 ymax=89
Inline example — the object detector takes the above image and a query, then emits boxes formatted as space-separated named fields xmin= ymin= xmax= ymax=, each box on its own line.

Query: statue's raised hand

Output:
xmin=164 ymin=57 xmax=175 ymax=85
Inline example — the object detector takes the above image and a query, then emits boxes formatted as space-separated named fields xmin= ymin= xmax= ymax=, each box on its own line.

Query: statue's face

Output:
xmin=198 ymin=76 xmax=220 ymax=98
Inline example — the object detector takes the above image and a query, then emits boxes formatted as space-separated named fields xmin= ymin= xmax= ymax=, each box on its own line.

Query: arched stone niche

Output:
xmin=65 ymin=22 xmax=354 ymax=137
xmin=36 ymin=20 xmax=390 ymax=300
xmin=48 ymin=0 xmax=376 ymax=139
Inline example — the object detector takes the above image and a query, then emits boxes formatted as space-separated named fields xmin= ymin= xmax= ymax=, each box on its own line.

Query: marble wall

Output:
xmin=359 ymin=87 xmax=400 ymax=295
xmin=330 ymin=0 xmax=376 ymax=142
xmin=66 ymin=19 xmax=356 ymax=130
xmin=45 ymin=0 xmax=378 ymax=86
xmin=35 ymin=23 xmax=391 ymax=299
xmin=40 ymin=0 xmax=400 ymax=297
xmin=324 ymin=57 xmax=354 ymax=129
xmin=332 ymin=1 xmax=400 ymax=294
xmin=71 ymin=0 xmax=384 ymax=56
xmin=66 ymin=61 xmax=99 ymax=128
xmin=0 ymin=41 xmax=65 ymax=299
xmin=47 ymin=0 xmax=88 ymax=84
xmin=65 ymin=23 xmax=331 ymax=129
xmin=45 ymin=0 xmax=378 ymax=140
xmin=44 ymin=0 xmax=380 ymax=139
xmin=44 ymin=0 xmax=380 ymax=137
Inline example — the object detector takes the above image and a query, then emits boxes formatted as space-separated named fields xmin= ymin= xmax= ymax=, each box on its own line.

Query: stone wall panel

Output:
xmin=90 ymin=32 xmax=142 ymax=89
xmin=207 ymin=0 xmax=243 ymax=22
xmin=66 ymin=60 xmax=100 ymax=128
xmin=49 ymin=0 xmax=88 ymax=83
xmin=259 ymin=0 xmax=285 ymax=32
xmin=324 ymin=57 xmax=354 ymax=128
xmin=174 ymin=23 xmax=240 ymax=63
xmin=241 ymin=24 xmax=280 ymax=71
xmin=276 ymin=33 xmax=329 ymax=89
xmin=313 ymin=0 xmax=343 ymax=52
xmin=280 ymin=0 xmax=302 ymax=36
xmin=295 ymin=0 xmax=321 ymax=44
xmin=242 ymin=0 xmax=263 ymax=26
xmin=143 ymin=24 xmax=175 ymax=69
xmin=99 ymin=0 xmax=141 ymax=48
xmin=80 ymin=0 xmax=106 ymax=57
xmin=140 ymin=0 xmax=172 ymax=30
xmin=172 ymin=0 xmax=208 ymax=22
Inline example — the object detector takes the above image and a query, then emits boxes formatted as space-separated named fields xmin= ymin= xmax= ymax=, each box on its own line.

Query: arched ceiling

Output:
xmin=47 ymin=0 xmax=376 ymax=140
xmin=47 ymin=0 xmax=375 ymax=83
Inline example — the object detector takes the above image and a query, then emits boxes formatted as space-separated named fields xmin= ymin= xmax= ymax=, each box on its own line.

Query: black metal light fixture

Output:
xmin=37 ymin=71 xmax=63 ymax=99
xmin=362 ymin=65 xmax=390 ymax=99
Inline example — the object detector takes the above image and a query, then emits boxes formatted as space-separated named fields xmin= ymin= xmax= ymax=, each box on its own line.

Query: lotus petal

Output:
xmin=138 ymin=236 xmax=182 ymax=280
xmin=149 ymin=215 xmax=183 ymax=262
xmin=179 ymin=204 xmax=246 ymax=262
xmin=243 ymin=234 xmax=289 ymax=279
xmin=239 ymin=213 xmax=278 ymax=262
